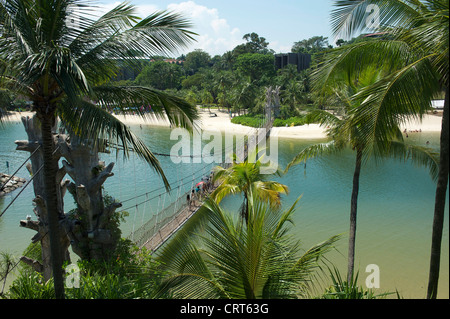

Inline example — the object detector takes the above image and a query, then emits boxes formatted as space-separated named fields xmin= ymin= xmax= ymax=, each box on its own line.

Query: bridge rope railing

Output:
xmin=126 ymin=160 xmax=218 ymax=248
xmin=1 ymin=117 xmax=271 ymax=252
xmin=123 ymin=119 xmax=274 ymax=250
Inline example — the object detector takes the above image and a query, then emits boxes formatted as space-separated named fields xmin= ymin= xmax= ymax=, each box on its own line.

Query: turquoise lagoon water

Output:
xmin=0 ymin=120 xmax=448 ymax=299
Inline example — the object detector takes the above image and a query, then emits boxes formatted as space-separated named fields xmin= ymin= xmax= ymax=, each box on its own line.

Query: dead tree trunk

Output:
xmin=58 ymin=134 xmax=122 ymax=261
xmin=15 ymin=115 xmax=72 ymax=281
xmin=15 ymin=115 xmax=123 ymax=270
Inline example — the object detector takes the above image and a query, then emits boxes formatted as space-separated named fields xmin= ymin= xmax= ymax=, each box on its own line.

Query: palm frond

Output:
xmin=331 ymin=0 xmax=426 ymax=40
xmin=291 ymin=234 xmax=342 ymax=296
xmin=73 ymin=7 xmax=196 ymax=84
xmin=57 ymin=98 xmax=170 ymax=190
xmin=399 ymin=2 xmax=449 ymax=85
xmin=157 ymin=192 xmax=341 ymax=299
xmin=0 ymin=0 xmax=36 ymax=56
xmin=272 ymin=195 xmax=302 ymax=238
xmin=252 ymin=180 xmax=289 ymax=208
xmin=91 ymin=85 xmax=198 ymax=131
xmin=348 ymin=55 xmax=440 ymax=155
xmin=284 ymin=141 xmax=340 ymax=173
xmin=312 ymin=40 xmax=415 ymax=97
xmin=155 ymin=232 xmax=228 ymax=299
xmin=383 ymin=140 xmax=440 ymax=182
xmin=308 ymin=109 xmax=344 ymax=132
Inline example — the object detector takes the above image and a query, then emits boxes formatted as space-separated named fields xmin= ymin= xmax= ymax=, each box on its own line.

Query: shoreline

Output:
xmin=5 ymin=109 xmax=443 ymax=140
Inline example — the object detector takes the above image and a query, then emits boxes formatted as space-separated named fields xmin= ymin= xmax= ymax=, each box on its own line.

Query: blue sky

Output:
xmin=97 ymin=0 xmax=335 ymax=56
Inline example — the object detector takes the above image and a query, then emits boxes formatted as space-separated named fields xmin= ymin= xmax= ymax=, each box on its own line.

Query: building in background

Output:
xmin=275 ymin=53 xmax=311 ymax=72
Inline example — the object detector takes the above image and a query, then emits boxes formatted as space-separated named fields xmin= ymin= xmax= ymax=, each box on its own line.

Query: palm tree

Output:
xmin=215 ymin=70 xmax=232 ymax=112
xmin=156 ymin=189 xmax=341 ymax=299
xmin=0 ymin=0 xmax=198 ymax=298
xmin=201 ymin=89 xmax=213 ymax=113
xmin=328 ymin=0 xmax=448 ymax=299
xmin=211 ymin=150 xmax=289 ymax=223
xmin=285 ymin=64 xmax=440 ymax=284
xmin=230 ymin=77 xmax=257 ymax=116
xmin=282 ymin=80 xmax=304 ymax=115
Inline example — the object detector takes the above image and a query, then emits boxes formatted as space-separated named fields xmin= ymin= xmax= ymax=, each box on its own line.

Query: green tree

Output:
xmin=135 ymin=60 xmax=184 ymax=90
xmin=200 ymin=89 xmax=213 ymax=112
xmin=198 ymin=67 xmax=217 ymax=103
xmin=285 ymin=65 xmax=440 ymax=285
xmin=211 ymin=151 xmax=289 ymax=223
xmin=292 ymin=36 xmax=331 ymax=54
xmin=156 ymin=191 xmax=341 ymax=299
xmin=232 ymin=32 xmax=274 ymax=56
xmin=234 ymin=53 xmax=276 ymax=84
xmin=181 ymin=71 xmax=203 ymax=90
xmin=184 ymin=90 xmax=198 ymax=106
xmin=328 ymin=0 xmax=448 ymax=299
xmin=183 ymin=49 xmax=211 ymax=75
xmin=281 ymin=81 xmax=304 ymax=115
xmin=217 ymin=50 xmax=236 ymax=70
xmin=0 ymin=0 xmax=197 ymax=299
xmin=276 ymin=64 xmax=302 ymax=88
xmin=214 ymin=70 xmax=233 ymax=112
xmin=229 ymin=77 xmax=259 ymax=115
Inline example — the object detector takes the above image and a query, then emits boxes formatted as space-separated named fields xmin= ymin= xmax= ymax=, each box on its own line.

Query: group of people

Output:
xmin=403 ymin=128 xmax=432 ymax=145
xmin=403 ymin=128 xmax=422 ymax=138
xmin=186 ymin=172 xmax=215 ymax=211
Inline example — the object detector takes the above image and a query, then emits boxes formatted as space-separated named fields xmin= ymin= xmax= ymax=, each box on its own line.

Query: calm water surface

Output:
xmin=0 ymin=120 xmax=448 ymax=298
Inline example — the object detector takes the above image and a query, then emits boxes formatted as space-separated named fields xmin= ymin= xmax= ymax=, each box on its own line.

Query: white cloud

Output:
xmin=167 ymin=1 xmax=243 ymax=56
xmin=94 ymin=1 xmax=242 ymax=57
xmin=269 ymin=41 xmax=292 ymax=54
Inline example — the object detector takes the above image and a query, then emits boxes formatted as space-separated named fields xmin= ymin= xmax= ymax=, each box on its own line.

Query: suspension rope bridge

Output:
xmin=127 ymin=117 xmax=275 ymax=252
xmin=1 ymin=110 xmax=274 ymax=254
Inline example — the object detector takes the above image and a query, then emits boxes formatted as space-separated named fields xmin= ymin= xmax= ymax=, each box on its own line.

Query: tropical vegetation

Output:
xmin=0 ymin=0 xmax=447 ymax=301
xmin=0 ymin=0 xmax=198 ymax=298
xmin=156 ymin=192 xmax=340 ymax=299
xmin=284 ymin=64 xmax=440 ymax=285
xmin=324 ymin=0 xmax=448 ymax=299
xmin=211 ymin=150 xmax=289 ymax=223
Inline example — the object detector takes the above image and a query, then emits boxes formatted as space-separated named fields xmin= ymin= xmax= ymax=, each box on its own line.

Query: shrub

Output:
xmin=273 ymin=116 xmax=307 ymax=127
xmin=319 ymin=267 xmax=396 ymax=299
xmin=5 ymin=239 xmax=167 ymax=299
xmin=231 ymin=114 xmax=317 ymax=128
xmin=231 ymin=115 xmax=265 ymax=128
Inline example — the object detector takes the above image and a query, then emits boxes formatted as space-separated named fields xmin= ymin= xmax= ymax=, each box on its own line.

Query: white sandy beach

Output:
xmin=6 ymin=109 xmax=443 ymax=139
xmin=112 ymin=108 xmax=445 ymax=139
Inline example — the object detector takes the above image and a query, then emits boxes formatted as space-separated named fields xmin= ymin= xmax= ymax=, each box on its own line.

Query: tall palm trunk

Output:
xmin=348 ymin=147 xmax=362 ymax=284
xmin=39 ymin=111 xmax=65 ymax=299
xmin=242 ymin=192 xmax=249 ymax=224
xmin=427 ymin=87 xmax=449 ymax=299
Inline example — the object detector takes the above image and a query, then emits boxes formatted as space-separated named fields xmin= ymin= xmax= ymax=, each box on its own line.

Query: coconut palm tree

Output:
xmin=282 ymin=80 xmax=304 ymax=115
xmin=211 ymin=150 xmax=289 ymax=223
xmin=285 ymin=64 xmax=440 ymax=285
xmin=0 ymin=0 xmax=198 ymax=298
xmin=230 ymin=76 xmax=257 ymax=116
xmin=156 ymin=189 xmax=341 ymax=299
xmin=327 ymin=0 xmax=448 ymax=299
xmin=214 ymin=70 xmax=232 ymax=112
